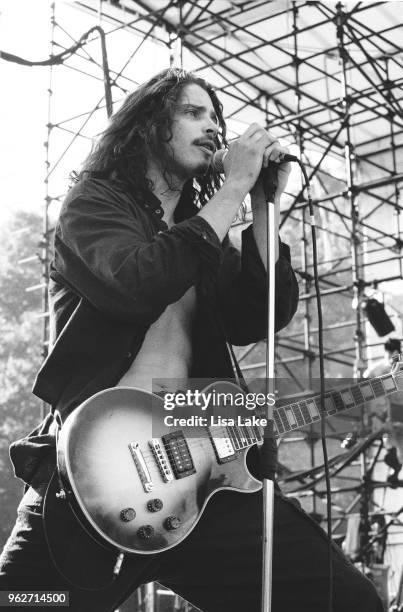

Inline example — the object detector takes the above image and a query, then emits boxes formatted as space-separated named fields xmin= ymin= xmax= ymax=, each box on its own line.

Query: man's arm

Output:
xmin=249 ymin=161 xmax=291 ymax=266
xmin=54 ymin=125 xmax=289 ymax=325
xmin=53 ymin=180 xmax=224 ymax=323
xmin=216 ymin=160 xmax=297 ymax=346
xmin=197 ymin=123 xmax=282 ymax=241
xmin=217 ymin=227 xmax=298 ymax=346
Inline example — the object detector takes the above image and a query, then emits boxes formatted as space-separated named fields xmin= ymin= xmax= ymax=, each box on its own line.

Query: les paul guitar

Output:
xmin=55 ymin=364 xmax=403 ymax=555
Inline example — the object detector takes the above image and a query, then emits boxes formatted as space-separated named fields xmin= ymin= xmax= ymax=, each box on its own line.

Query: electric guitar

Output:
xmin=56 ymin=363 xmax=403 ymax=555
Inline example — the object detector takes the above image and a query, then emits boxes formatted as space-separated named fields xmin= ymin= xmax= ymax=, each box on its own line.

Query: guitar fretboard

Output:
xmin=223 ymin=370 xmax=400 ymax=452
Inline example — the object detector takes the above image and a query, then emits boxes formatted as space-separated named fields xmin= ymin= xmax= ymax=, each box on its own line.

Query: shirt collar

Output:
xmin=142 ymin=182 xmax=200 ymax=226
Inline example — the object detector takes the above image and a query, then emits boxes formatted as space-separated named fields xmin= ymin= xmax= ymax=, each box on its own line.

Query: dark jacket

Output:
xmin=10 ymin=177 xmax=299 ymax=485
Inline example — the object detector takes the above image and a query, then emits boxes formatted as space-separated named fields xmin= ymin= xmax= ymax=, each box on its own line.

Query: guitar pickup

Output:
xmin=162 ymin=431 xmax=196 ymax=479
xmin=208 ymin=431 xmax=236 ymax=464
xmin=149 ymin=439 xmax=174 ymax=483
xmin=128 ymin=442 xmax=154 ymax=493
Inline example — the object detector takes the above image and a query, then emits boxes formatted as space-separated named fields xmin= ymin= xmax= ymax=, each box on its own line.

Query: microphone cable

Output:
xmin=257 ymin=151 xmax=334 ymax=612
xmin=294 ymin=157 xmax=334 ymax=612
xmin=212 ymin=147 xmax=334 ymax=610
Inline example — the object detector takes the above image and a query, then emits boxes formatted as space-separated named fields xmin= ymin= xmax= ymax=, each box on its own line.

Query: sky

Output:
xmin=0 ymin=0 xmax=402 ymax=337
xmin=0 ymin=1 xmax=182 ymax=224
xmin=0 ymin=2 xmax=51 ymax=223
xmin=0 ymin=0 xmax=307 ymax=226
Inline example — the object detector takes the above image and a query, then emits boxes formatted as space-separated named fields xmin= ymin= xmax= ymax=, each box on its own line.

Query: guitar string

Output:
xmin=138 ymin=390 xmax=393 ymax=471
xmin=138 ymin=430 xmax=261 ymax=462
xmin=138 ymin=424 xmax=263 ymax=457
xmin=127 ymin=379 xmax=397 ymax=471
xmin=137 ymin=437 xmax=258 ymax=473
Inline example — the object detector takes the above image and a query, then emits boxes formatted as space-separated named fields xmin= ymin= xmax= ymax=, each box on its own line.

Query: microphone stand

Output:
xmin=260 ymin=165 xmax=278 ymax=612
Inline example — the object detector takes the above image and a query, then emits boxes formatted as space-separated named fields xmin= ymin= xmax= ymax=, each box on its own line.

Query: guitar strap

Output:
xmin=225 ymin=340 xmax=251 ymax=395
xmin=212 ymin=288 xmax=251 ymax=395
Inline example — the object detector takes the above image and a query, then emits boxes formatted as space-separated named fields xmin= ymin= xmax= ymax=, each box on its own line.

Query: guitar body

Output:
xmin=57 ymin=383 xmax=261 ymax=555
xmin=57 ymin=362 xmax=403 ymax=555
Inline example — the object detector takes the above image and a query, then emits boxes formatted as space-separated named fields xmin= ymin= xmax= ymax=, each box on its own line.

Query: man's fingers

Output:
xmin=262 ymin=143 xmax=289 ymax=166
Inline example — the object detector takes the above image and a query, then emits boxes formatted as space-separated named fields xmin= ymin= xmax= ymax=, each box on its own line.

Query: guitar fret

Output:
xmin=339 ymin=388 xmax=355 ymax=408
xmin=292 ymin=404 xmax=306 ymax=427
xmin=381 ymin=374 xmax=397 ymax=394
xmin=324 ymin=393 xmax=337 ymax=415
xmin=331 ymin=391 xmax=344 ymax=412
xmin=253 ymin=425 xmax=263 ymax=442
xmin=244 ymin=426 xmax=254 ymax=444
xmin=237 ymin=426 xmax=250 ymax=448
xmin=359 ymin=381 xmax=375 ymax=400
xmin=299 ymin=401 xmax=311 ymax=425
xmin=225 ymin=426 xmax=235 ymax=449
xmin=273 ymin=410 xmax=285 ymax=434
xmin=351 ymin=385 xmax=364 ymax=405
xmin=272 ymin=370 xmax=402 ymax=441
xmin=240 ymin=425 xmax=252 ymax=446
xmin=306 ymin=398 xmax=320 ymax=421
xmin=284 ymin=406 xmax=298 ymax=429
xmin=278 ymin=407 xmax=291 ymax=432
xmin=370 ymin=378 xmax=385 ymax=398
xmin=236 ymin=426 xmax=246 ymax=447
xmin=236 ymin=426 xmax=249 ymax=448
xmin=228 ymin=426 xmax=241 ymax=450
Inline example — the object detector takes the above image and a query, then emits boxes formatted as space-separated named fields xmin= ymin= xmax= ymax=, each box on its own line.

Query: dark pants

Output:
xmin=0 ymin=460 xmax=383 ymax=612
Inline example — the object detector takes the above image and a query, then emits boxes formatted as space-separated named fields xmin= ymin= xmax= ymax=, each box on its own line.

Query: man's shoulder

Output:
xmin=63 ymin=175 xmax=134 ymax=209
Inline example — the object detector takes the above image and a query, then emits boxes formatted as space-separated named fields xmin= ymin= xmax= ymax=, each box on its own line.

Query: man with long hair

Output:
xmin=0 ymin=69 xmax=382 ymax=611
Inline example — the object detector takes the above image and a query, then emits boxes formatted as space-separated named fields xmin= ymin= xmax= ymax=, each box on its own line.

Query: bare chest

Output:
xmin=116 ymin=286 xmax=197 ymax=391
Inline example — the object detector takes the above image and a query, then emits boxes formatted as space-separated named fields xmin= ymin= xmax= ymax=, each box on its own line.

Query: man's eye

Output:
xmin=186 ymin=109 xmax=198 ymax=116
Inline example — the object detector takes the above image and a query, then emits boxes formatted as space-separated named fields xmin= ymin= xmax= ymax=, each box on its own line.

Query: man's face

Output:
xmin=162 ymin=83 xmax=219 ymax=180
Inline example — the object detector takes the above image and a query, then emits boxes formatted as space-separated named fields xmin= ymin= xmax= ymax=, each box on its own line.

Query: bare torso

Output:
xmin=116 ymin=286 xmax=196 ymax=392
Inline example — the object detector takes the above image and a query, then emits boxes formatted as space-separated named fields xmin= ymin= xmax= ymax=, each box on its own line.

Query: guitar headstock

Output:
xmin=392 ymin=355 xmax=403 ymax=390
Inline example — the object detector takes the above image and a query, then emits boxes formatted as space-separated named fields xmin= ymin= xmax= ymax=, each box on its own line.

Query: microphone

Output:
xmin=212 ymin=148 xmax=299 ymax=202
xmin=212 ymin=148 xmax=298 ymax=174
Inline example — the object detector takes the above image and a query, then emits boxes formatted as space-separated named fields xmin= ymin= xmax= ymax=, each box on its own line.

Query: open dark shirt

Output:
xmin=10 ymin=176 xmax=299 ymax=485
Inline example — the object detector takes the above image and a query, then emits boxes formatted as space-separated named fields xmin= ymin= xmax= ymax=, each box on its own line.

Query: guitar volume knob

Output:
xmin=164 ymin=515 xmax=181 ymax=531
xmin=147 ymin=498 xmax=163 ymax=512
xmin=120 ymin=507 xmax=136 ymax=522
xmin=137 ymin=525 xmax=154 ymax=539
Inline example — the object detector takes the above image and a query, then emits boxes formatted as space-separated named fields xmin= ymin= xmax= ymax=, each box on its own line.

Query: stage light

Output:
xmin=363 ymin=298 xmax=395 ymax=336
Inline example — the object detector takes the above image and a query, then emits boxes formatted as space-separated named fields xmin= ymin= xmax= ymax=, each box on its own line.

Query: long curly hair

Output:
xmin=77 ymin=68 xmax=227 ymax=207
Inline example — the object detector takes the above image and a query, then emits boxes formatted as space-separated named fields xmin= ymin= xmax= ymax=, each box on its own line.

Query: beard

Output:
xmin=163 ymin=147 xmax=210 ymax=182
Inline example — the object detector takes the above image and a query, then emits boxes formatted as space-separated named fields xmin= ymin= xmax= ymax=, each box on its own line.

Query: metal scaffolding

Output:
xmin=35 ymin=0 xmax=402 ymax=372
xmin=11 ymin=0 xmax=402 ymax=606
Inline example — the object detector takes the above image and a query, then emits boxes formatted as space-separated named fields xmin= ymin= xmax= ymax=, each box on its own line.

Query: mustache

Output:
xmin=193 ymin=139 xmax=216 ymax=152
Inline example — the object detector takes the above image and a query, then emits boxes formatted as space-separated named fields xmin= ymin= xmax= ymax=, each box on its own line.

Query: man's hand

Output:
xmin=250 ymin=139 xmax=291 ymax=202
xmin=222 ymin=124 xmax=291 ymax=201
xmin=222 ymin=124 xmax=278 ymax=197
xmin=198 ymin=124 xmax=290 ymax=243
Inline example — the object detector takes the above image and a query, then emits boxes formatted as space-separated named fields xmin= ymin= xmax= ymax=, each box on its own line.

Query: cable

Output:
xmin=42 ymin=438 xmax=125 ymax=593
xmin=0 ymin=25 xmax=104 ymax=67
xmin=296 ymin=158 xmax=334 ymax=612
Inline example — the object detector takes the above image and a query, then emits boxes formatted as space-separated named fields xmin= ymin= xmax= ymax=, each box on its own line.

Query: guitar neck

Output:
xmin=224 ymin=370 xmax=400 ymax=452
xmin=272 ymin=370 xmax=398 ymax=436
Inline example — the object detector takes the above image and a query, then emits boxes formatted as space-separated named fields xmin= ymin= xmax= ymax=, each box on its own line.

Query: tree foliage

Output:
xmin=0 ymin=211 xmax=45 ymax=548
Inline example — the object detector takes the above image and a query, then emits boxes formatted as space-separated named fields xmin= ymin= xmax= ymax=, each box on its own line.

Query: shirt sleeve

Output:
xmin=52 ymin=181 xmax=222 ymax=323
xmin=217 ymin=224 xmax=299 ymax=345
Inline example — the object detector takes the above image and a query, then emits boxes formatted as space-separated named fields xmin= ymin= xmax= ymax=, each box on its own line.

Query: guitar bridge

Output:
xmin=128 ymin=442 xmax=154 ymax=493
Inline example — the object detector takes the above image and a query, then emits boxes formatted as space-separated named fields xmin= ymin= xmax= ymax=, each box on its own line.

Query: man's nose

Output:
xmin=204 ymin=117 xmax=218 ymax=137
